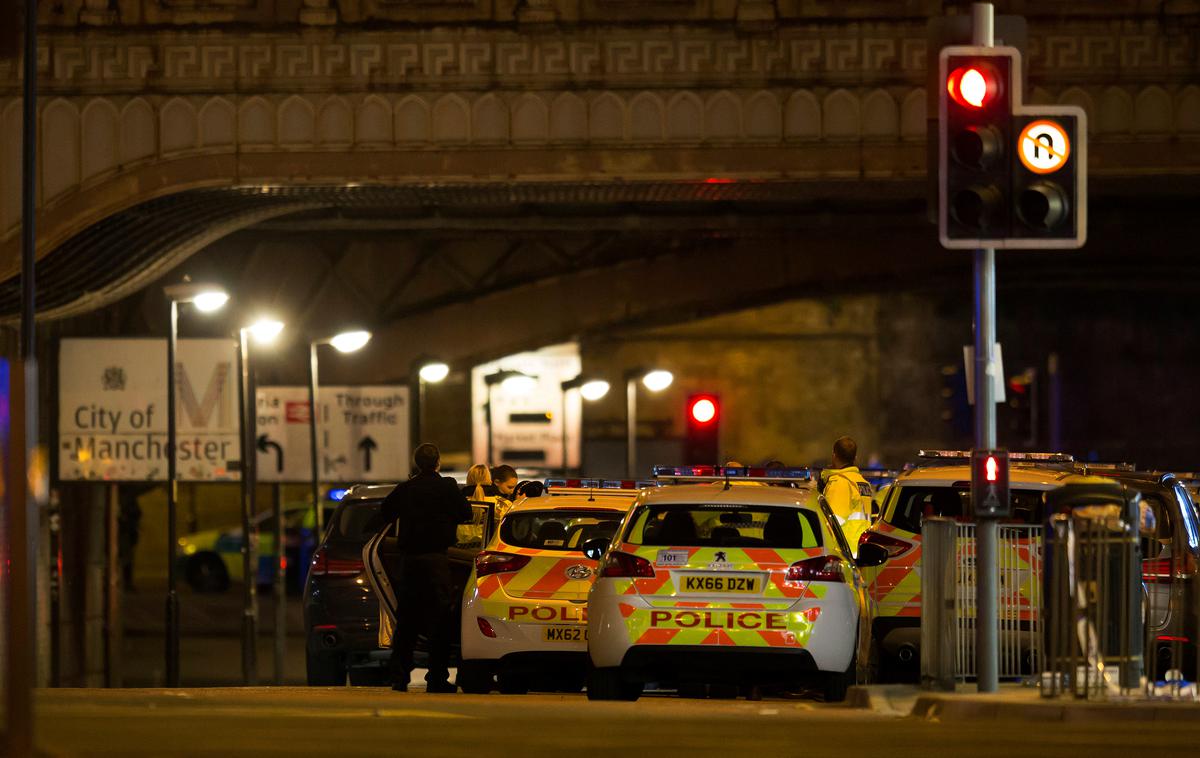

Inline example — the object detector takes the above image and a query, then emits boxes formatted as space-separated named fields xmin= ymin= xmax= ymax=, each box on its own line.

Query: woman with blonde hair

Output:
xmin=462 ymin=464 xmax=496 ymax=502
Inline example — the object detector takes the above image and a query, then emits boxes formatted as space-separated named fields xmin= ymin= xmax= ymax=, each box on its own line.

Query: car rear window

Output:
xmin=330 ymin=500 xmax=383 ymax=541
xmin=624 ymin=504 xmax=822 ymax=549
xmin=885 ymin=486 xmax=1045 ymax=532
xmin=500 ymin=510 xmax=625 ymax=551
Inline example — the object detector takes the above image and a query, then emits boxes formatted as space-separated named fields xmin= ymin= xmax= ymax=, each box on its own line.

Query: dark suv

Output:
xmin=1086 ymin=469 xmax=1200 ymax=678
xmin=303 ymin=485 xmax=394 ymax=686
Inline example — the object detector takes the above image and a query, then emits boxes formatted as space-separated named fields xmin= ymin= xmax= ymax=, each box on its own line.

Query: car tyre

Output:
xmin=457 ymin=660 xmax=495 ymax=694
xmin=306 ymin=653 xmax=346 ymax=686
xmin=348 ymin=666 xmax=389 ymax=686
xmin=586 ymin=667 xmax=641 ymax=702
xmin=186 ymin=553 xmax=230 ymax=593
xmin=497 ymin=672 xmax=529 ymax=695
xmin=822 ymin=655 xmax=856 ymax=703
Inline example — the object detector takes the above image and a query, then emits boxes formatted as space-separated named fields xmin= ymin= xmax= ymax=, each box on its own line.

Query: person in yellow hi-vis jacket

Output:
xmin=819 ymin=436 xmax=874 ymax=556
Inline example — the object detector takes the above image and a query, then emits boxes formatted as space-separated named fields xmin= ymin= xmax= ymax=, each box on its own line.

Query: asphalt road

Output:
xmin=17 ymin=687 xmax=1200 ymax=757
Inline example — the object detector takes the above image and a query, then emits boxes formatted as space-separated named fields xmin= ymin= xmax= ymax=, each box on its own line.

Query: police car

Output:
xmin=585 ymin=466 xmax=886 ymax=702
xmin=859 ymin=451 xmax=1074 ymax=677
xmin=457 ymin=479 xmax=647 ymax=694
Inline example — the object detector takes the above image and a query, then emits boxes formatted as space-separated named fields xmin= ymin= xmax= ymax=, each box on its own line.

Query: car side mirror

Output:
xmin=581 ymin=537 xmax=610 ymax=562
xmin=856 ymin=542 xmax=889 ymax=568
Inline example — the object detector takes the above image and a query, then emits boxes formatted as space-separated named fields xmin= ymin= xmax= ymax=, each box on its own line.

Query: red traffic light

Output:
xmin=947 ymin=64 xmax=1000 ymax=109
xmin=985 ymin=455 xmax=998 ymax=482
xmin=689 ymin=396 xmax=718 ymax=425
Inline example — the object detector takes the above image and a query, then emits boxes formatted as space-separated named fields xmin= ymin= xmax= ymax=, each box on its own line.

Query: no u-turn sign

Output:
xmin=1018 ymin=119 xmax=1071 ymax=175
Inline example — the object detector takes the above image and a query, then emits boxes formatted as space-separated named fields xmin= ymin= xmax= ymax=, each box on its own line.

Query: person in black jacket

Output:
xmin=380 ymin=443 xmax=473 ymax=692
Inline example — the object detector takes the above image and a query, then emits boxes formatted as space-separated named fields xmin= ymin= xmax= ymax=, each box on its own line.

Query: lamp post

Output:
xmin=625 ymin=368 xmax=673 ymax=479
xmin=308 ymin=330 xmax=371 ymax=541
xmin=482 ymin=369 xmax=537 ymax=464
xmin=412 ymin=360 xmax=450 ymax=449
xmin=163 ymin=282 xmax=229 ymax=687
xmin=235 ymin=317 xmax=283 ymax=686
xmin=559 ymin=376 xmax=610 ymax=475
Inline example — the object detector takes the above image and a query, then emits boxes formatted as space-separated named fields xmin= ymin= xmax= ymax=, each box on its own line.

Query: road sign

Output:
xmin=58 ymin=338 xmax=239 ymax=481
xmin=256 ymin=385 xmax=410 ymax=483
xmin=1018 ymin=119 xmax=1070 ymax=174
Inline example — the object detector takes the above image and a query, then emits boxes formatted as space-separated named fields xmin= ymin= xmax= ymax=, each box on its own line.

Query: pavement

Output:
xmin=4 ymin=685 xmax=1199 ymax=757
xmin=848 ymin=682 xmax=1200 ymax=722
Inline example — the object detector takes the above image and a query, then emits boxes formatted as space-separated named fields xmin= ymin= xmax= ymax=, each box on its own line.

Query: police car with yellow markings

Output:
xmin=457 ymin=479 xmax=647 ymax=694
xmin=585 ymin=466 xmax=887 ymax=701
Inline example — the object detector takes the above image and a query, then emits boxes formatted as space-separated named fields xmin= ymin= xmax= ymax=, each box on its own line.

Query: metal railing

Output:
xmin=1041 ymin=510 xmax=1142 ymax=699
xmin=921 ymin=518 xmax=1043 ymax=686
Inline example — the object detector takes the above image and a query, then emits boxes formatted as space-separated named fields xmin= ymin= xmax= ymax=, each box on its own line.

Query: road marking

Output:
xmin=39 ymin=704 xmax=478 ymax=720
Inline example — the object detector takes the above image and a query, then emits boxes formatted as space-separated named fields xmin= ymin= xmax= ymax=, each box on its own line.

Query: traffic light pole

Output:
xmin=971 ymin=2 xmax=1000 ymax=695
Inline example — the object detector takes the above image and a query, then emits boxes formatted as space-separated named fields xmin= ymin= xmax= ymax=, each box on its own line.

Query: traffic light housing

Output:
xmin=970 ymin=449 xmax=1011 ymax=519
xmin=939 ymin=46 xmax=1086 ymax=250
xmin=684 ymin=394 xmax=720 ymax=464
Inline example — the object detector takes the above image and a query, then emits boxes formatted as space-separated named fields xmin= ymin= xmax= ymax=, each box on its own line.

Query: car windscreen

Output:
xmin=331 ymin=500 xmax=383 ymax=541
xmin=500 ymin=509 xmax=625 ymax=552
xmin=624 ymin=504 xmax=822 ymax=549
xmin=885 ymin=486 xmax=1045 ymax=532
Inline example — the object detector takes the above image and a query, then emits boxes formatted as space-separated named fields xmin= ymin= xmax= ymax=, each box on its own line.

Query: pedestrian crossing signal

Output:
xmin=971 ymin=449 xmax=1010 ymax=519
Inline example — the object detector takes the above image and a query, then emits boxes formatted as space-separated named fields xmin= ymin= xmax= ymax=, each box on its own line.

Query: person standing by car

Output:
xmin=491 ymin=464 xmax=520 ymax=518
xmin=820 ymin=436 xmax=874 ymax=553
xmin=380 ymin=443 xmax=473 ymax=693
xmin=462 ymin=464 xmax=498 ymax=502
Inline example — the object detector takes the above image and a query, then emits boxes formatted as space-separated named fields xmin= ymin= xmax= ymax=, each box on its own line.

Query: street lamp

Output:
xmin=483 ymin=369 xmax=537 ymax=464
xmin=411 ymin=360 xmax=450 ymax=451
xmin=162 ymin=282 xmax=229 ymax=688
xmin=625 ymin=368 xmax=673 ymax=478
xmin=309 ymin=329 xmax=372 ymax=539
xmin=560 ymin=375 xmax=610 ymax=475
xmin=234 ymin=317 xmax=284 ymax=687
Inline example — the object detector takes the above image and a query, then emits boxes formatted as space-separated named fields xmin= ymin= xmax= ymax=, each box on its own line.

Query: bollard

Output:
xmin=921 ymin=516 xmax=957 ymax=691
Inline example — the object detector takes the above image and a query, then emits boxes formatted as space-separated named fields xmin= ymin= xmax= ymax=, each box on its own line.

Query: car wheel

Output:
xmin=306 ymin=653 xmax=346 ymax=686
xmin=587 ymin=667 xmax=641 ymax=702
xmin=457 ymin=660 xmax=495 ymax=694
xmin=497 ymin=672 xmax=529 ymax=695
xmin=822 ymin=655 xmax=856 ymax=703
xmin=348 ymin=667 xmax=389 ymax=687
xmin=186 ymin=554 xmax=230 ymax=593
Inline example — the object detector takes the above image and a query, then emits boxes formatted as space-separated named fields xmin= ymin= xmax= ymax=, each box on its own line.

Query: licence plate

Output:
xmin=542 ymin=626 xmax=588 ymax=643
xmin=679 ymin=574 xmax=761 ymax=594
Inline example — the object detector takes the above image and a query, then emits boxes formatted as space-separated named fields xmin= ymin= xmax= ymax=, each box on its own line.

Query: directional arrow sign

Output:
xmin=255 ymin=385 xmax=409 ymax=483
xmin=358 ymin=436 xmax=378 ymax=472
xmin=257 ymin=434 xmax=284 ymax=473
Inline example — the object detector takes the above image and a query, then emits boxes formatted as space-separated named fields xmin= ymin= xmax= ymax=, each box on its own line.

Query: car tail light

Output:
xmin=599 ymin=551 xmax=655 ymax=578
xmin=309 ymin=547 xmax=363 ymax=577
xmin=1144 ymin=552 xmax=1197 ymax=584
xmin=475 ymin=551 xmax=531 ymax=577
xmin=860 ymin=530 xmax=914 ymax=559
xmin=786 ymin=555 xmax=845 ymax=583
xmin=477 ymin=618 xmax=497 ymax=638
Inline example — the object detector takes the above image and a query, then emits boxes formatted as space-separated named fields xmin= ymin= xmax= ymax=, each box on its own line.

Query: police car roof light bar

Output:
xmin=916 ymin=449 xmax=1074 ymax=463
xmin=651 ymin=465 xmax=813 ymax=483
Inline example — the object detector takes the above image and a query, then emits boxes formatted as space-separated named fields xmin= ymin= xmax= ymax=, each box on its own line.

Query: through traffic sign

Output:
xmin=1018 ymin=119 xmax=1070 ymax=175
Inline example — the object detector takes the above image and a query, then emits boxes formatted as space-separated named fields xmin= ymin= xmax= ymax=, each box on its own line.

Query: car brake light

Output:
xmin=600 ymin=551 xmax=655 ymax=578
xmin=477 ymin=618 xmax=497 ymax=638
xmin=786 ymin=555 xmax=845 ymax=583
xmin=1143 ymin=558 xmax=1178 ymax=584
xmin=860 ymin=531 xmax=914 ymax=559
xmin=475 ymin=551 xmax=531 ymax=577
xmin=309 ymin=547 xmax=363 ymax=576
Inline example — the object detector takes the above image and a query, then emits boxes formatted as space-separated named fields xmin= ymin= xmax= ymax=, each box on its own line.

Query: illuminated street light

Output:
xmin=247 ymin=317 xmax=284 ymax=345
xmin=161 ymin=281 xmax=229 ymax=688
xmin=330 ymin=329 xmax=371 ymax=354
xmin=309 ymin=328 xmax=374 ymax=537
xmin=625 ymin=367 xmax=674 ymax=478
xmin=560 ymin=375 xmax=611 ymax=474
xmin=642 ymin=369 xmax=674 ymax=392
xmin=419 ymin=361 xmax=450 ymax=383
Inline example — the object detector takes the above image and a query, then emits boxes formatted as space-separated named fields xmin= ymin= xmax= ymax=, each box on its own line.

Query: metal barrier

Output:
xmin=920 ymin=518 xmax=1043 ymax=685
xmin=1041 ymin=509 xmax=1142 ymax=699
